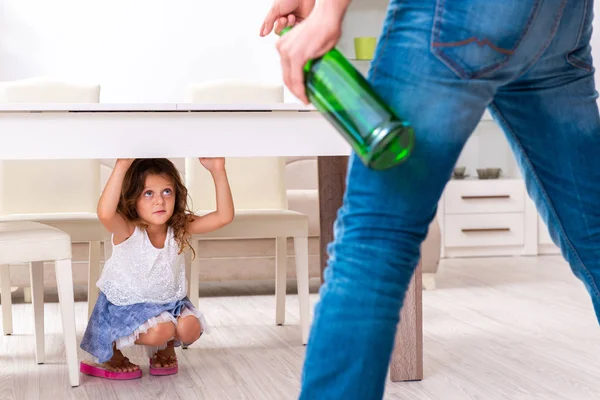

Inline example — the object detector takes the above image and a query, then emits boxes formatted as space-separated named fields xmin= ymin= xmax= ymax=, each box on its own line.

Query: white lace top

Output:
xmin=97 ymin=226 xmax=188 ymax=306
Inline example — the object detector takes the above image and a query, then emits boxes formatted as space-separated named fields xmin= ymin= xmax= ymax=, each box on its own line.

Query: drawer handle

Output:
xmin=461 ymin=228 xmax=511 ymax=233
xmin=461 ymin=195 xmax=510 ymax=200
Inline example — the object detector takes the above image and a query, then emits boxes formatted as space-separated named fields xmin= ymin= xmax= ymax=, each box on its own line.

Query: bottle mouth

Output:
xmin=367 ymin=122 xmax=415 ymax=170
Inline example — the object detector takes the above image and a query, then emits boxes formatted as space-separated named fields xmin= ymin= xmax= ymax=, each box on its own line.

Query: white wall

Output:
xmin=1 ymin=1 xmax=599 ymax=102
xmin=0 ymin=0 xmax=291 ymax=102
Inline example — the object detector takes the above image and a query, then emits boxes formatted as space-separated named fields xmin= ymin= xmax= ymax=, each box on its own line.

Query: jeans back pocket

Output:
xmin=431 ymin=0 xmax=543 ymax=79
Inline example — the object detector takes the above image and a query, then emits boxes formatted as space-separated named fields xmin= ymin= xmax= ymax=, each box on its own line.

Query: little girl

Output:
xmin=80 ymin=157 xmax=234 ymax=379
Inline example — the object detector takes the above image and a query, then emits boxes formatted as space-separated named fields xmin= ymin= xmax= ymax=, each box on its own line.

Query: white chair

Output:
xmin=0 ymin=77 xmax=100 ymax=102
xmin=0 ymin=221 xmax=78 ymax=387
xmin=0 ymin=77 xmax=109 ymax=321
xmin=184 ymin=79 xmax=311 ymax=344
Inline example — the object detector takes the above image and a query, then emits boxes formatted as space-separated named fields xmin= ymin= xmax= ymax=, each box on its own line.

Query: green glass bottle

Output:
xmin=279 ymin=26 xmax=414 ymax=170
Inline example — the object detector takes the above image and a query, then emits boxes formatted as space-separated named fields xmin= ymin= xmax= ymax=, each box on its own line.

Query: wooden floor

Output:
xmin=1 ymin=255 xmax=599 ymax=399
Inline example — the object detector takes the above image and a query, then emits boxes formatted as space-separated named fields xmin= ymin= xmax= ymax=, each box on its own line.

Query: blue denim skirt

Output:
xmin=80 ymin=292 xmax=205 ymax=363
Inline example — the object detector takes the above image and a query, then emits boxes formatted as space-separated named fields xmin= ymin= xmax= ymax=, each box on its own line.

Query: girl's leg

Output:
xmin=134 ymin=321 xmax=176 ymax=346
xmin=175 ymin=314 xmax=203 ymax=345
xmin=103 ymin=344 xmax=140 ymax=372
xmin=135 ymin=321 xmax=178 ymax=369
xmin=150 ymin=315 xmax=203 ymax=368
xmin=81 ymin=343 xmax=139 ymax=373
xmin=150 ymin=340 xmax=178 ymax=369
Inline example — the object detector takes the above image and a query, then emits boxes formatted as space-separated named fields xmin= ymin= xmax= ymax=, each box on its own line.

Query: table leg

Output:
xmin=316 ymin=155 xmax=423 ymax=383
xmin=317 ymin=156 xmax=348 ymax=281
xmin=390 ymin=262 xmax=423 ymax=382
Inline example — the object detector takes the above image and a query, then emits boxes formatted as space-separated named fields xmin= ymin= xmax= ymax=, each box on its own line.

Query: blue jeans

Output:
xmin=300 ymin=0 xmax=599 ymax=398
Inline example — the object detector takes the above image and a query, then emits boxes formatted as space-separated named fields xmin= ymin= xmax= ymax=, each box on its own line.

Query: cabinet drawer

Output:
xmin=538 ymin=216 xmax=554 ymax=245
xmin=445 ymin=180 xmax=525 ymax=214
xmin=445 ymin=213 xmax=524 ymax=248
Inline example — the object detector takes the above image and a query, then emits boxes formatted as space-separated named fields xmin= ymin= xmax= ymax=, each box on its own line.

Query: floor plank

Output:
xmin=0 ymin=255 xmax=599 ymax=399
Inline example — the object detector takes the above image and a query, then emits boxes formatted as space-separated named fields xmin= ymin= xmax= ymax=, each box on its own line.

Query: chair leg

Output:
xmin=103 ymin=239 xmax=113 ymax=262
xmin=55 ymin=258 xmax=79 ymax=387
xmin=275 ymin=237 xmax=288 ymax=326
xmin=24 ymin=287 xmax=32 ymax=303
xmin=422 ymin=273 xmax=436 ymax=290
xmin=182 ymin=248 xmax=193 ymax=351
xmin=293 ymin=237 xmax=311 ymax=345
xmin=88 ymin=241 xmax=102 ymax=318
xmin=30 ymin=261 xmax=45 ymax=364
xmin=189 ymin=240 xmax=201 ymax=309
xmin=184 ymin=248 xmax=192 ymax=297
xmin=0 ymin=264 xmax=13 ymax=335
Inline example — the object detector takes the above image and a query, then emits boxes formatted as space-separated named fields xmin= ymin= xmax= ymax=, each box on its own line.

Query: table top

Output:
xmin=0 ymin=102 xmax=350 ymax=159
xmin=0 ymin=102 xmax=494 ymax=120
xmin=0 ymin=103 xmax=317 ymax=112
xmin=0 ymin=102 xmax=494 ymax=159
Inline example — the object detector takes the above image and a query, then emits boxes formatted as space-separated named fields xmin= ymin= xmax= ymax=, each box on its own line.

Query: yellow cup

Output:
xmin=354 ymin=37 xmax=377 ymax=60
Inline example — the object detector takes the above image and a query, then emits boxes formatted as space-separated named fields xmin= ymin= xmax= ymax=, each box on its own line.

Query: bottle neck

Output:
xmin=278 ymin=26 xmax=292 ymax=36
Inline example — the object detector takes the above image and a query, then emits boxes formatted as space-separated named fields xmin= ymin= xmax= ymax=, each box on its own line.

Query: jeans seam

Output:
xmin=516 ymin=0 xmax=568 ymax=78
xmin=566 ymin=0 xmax=593 ymax=72
xmin=488 ymin=102 xmax=600 ymax=300
xmin=569 ymin=0 xmax=588 ymax=50
xmin=370 ymin=2 xmax=399 ymax=82
xmin=430 ymin=0 xmax=543 ymax=79
xmin=567 ymin=54 xmax=593 ymax=72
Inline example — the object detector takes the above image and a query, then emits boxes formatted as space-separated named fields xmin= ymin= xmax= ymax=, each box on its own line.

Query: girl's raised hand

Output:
xmin=199 ymin=157 xmax=226 ymax=173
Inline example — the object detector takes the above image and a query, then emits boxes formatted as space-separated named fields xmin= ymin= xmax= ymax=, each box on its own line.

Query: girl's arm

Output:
xmin=97 ymin=158 xmax=135 ymax=243
xmin=187 ymin=158 xmax=234 ymax=235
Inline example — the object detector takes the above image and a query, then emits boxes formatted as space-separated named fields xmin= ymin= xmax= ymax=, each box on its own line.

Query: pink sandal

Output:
xmin=80 ymin=360 xmax=142 ymax=380
xmin=148 ymin=353 xmax=178 ymax=376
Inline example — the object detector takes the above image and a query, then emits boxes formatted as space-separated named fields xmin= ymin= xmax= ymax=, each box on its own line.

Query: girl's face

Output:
xmin=136 ymin=173 xmax=175 ymax=227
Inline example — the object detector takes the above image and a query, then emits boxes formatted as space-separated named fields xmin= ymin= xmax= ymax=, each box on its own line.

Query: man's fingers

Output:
xmin=278 ymin=35 xmax=310 ymax=104
xmin=275 ymin=16 xmax=289 ymax=34
xmin=292 ymin=68 xmax=309 ymax=104
xmin=261 ymin=6 xmax=279 ymax=36
xmin=275 ymin=20 xmax=313 ymax=105
xmin=263 ymin=10 xmax=299 ymax=36
xmin=289 ymin=50 xmax=309 ymax=104
xmin=287 ymin=14 xmax=296 ymax=27
xmin=277 ymin=40 xmax=293 ymax=98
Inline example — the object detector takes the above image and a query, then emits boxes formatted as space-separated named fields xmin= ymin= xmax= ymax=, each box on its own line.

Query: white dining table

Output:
xmin=0 ymin=103 xmax=350 ymax=159
xmin=0 ymin=102 xmax=423 ymax=382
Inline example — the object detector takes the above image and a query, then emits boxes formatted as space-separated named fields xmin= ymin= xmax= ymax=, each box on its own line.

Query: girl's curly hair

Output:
xmin=117 ymin=158 xmax=195 ymax=257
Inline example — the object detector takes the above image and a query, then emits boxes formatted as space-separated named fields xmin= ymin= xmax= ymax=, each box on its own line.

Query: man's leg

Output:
xmin=299 ymin=0 xmax=569 ymax=397
xmin=490 ymin=0 xmax=600 ymax=319
xmin=300 ymin=4 xmax=493 ymax=399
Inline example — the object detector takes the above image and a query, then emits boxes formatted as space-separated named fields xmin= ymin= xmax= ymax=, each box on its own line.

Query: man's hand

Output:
xmin=260 ymin=0 xmax=316 ymax=36
xmin=273 ymin=2 xmax=348 ymax=104
xmin=260 ymin=0 xmax=351 ymax=104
